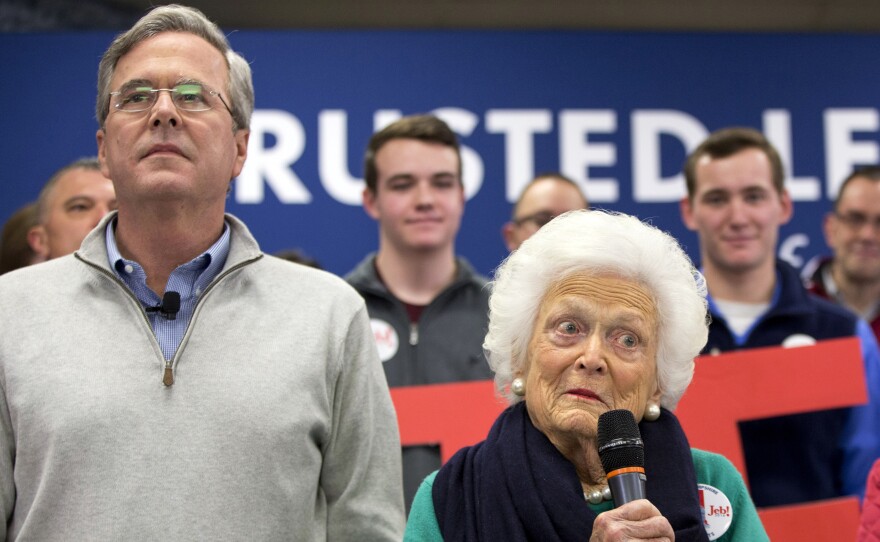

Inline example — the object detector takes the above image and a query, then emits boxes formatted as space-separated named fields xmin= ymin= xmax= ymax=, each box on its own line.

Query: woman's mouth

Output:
xmin=566 ymin=388 xmax=603 ymax=403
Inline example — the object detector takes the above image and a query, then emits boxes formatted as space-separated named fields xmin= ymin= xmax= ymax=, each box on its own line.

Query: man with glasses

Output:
xmin=502 ymin=172 xmax=589 ymax=252
xmin=680 ymin=126 xmax=880 ymax=508
xmin=808 ymin=166 xmax=880 ymax=342
xmin=0 ymin=5 xmax=404 ymax=540
xmin=345 ymin=114 xmax=492 ymax=510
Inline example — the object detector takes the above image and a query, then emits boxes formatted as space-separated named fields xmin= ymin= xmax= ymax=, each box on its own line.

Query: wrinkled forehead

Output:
xmin=111 ymin=32 xmax=229 ymax=90
xmin=541 ymin=273 xmax=656 ymax=320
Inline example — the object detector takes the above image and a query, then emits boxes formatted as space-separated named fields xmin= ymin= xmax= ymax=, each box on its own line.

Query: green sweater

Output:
xmin=404 ymin=448 xmax=768 ymax=541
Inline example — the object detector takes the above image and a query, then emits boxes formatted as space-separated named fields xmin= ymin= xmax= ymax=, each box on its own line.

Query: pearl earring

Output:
xmin=511 ymin=377 xmax=526 ymax=396
xmin=643 ymin=402 xmax=661 ymax=421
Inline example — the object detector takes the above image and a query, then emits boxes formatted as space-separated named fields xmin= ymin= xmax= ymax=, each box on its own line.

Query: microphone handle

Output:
xmin=608 ymin=471 xmax=647 ymax=507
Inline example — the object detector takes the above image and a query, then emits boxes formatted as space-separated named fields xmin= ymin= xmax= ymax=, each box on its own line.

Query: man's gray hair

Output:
xmin=95 ymin=4 xmax=253 ymax=132
xmin=484 ymin=209 xmax=709 ymax=410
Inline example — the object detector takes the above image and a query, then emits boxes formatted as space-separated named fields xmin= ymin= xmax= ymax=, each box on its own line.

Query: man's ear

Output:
xmin=27 ymin=225 xmax=50 ymax=259
xmin=96 ymin=129 xmax=111 ymax=179
xmin=821 ymin=212 xmax=835 ymax=246
xmin=778 ymin=189 xmax=794 ymax=225
xmin=680 ymin=196 xmax=697 ymax=231
xmin=363 ymin=188 xmax=381 ymax=220
xmin=502 ymin=222 xmax=517 ymax=252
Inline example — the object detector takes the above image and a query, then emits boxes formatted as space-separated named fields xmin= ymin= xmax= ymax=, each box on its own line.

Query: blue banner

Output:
xmin=3 ymin=30 xmax=879 ymax=277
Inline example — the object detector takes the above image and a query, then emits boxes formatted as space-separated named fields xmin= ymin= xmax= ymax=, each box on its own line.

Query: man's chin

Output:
xmin=715 ymin=257 xmax=766 ymax=275
xmin=402 ymin=237 xmax=451 ymax=252
xmin=844 ymin=263 xmax=880 ymax=283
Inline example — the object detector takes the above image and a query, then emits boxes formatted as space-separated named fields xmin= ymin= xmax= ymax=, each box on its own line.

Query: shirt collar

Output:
xmin=105 ymin=216 xmax=231 ymax=303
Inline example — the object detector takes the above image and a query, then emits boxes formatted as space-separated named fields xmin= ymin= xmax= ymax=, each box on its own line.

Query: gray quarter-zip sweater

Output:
xmin=0 ymin=213 xmax=404 ymax=541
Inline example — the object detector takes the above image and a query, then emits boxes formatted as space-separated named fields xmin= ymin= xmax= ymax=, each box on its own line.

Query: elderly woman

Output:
xmin=404 ymin=210 xmax=767 ymax=541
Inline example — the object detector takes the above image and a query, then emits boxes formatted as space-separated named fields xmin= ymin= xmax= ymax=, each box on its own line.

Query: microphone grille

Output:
xmin=162 ymin=291 xmax=181 ymax=313
xmin=597 ymin=409 xmax=645 ymax=473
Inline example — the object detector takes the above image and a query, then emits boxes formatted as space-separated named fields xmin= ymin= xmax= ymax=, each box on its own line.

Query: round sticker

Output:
xmin=698 ymin=483 xmax=733 ymax=541
xmin=781 ymin=333 xmax=817 ymax=348
xmin=370 ymin=319 xmax=399 ymax=362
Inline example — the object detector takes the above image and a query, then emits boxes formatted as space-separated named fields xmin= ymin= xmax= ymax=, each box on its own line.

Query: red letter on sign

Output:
xmin=676 ymin=337 xmax=867 ymax=541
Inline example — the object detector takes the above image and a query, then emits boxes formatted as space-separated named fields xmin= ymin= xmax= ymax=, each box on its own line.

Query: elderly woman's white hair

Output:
xmin=484 ymin=209 xmax=708 ymax=410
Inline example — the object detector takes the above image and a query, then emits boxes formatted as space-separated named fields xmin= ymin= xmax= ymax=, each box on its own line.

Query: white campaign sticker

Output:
xmin=370 ymin=319 xmax=399 ymax=362
xmin=698 ymin=483 xmax=733 ymax=541
xmin=781 ymin=333 xmax=817 ymax=348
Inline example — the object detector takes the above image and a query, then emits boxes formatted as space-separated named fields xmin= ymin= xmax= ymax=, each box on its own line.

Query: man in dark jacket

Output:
xmin=679 ymin=127 xmax=880 ymax=507
xmin=346 ymin=114 xmax=492 ymax=509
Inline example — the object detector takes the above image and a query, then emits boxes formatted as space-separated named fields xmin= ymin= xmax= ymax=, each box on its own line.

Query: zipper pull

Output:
xmin=163 ymin=360 xmax=174 ymax=386
xmin=409 ymin=322 xmax=419 ymax=346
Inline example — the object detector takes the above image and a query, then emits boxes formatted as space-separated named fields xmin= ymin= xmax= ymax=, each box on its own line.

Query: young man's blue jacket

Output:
xmin=703 ymin=259 xmax=880 ymax=507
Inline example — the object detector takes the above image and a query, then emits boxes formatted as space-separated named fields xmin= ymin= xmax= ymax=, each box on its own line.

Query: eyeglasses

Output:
xmin=834 ymin=211 xmax=880 ymax=232
xmin=110 ymin=82 xmax=233 ymax=116
xmin=513 ymin=210 xmax=557 ymax=228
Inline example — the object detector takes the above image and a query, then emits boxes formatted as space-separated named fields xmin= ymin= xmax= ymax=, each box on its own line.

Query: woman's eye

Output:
xmin=557 ymin=321 xmax=578 ymax=335
xmin=619 ymin=333 xmax=638 ymax=348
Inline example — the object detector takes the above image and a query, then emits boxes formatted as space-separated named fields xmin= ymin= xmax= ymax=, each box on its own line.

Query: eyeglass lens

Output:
xmin=516 ymin=211 xmax=556 ymax=228
xmin=113 ymin=84 xmax=212 ymax=112
xmin=837 ymin=212 xmax=880 ymax=231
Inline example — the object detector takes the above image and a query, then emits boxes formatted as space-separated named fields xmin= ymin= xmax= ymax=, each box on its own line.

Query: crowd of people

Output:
xmin=1 ymin=4 xmax=880 ymax=541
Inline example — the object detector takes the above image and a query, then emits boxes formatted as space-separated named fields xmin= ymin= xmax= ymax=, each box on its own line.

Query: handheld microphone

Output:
xmin=145 ymin=291 xmax=181 ymax=320
xmin=597 ymin=409 xmax=647 ymax=507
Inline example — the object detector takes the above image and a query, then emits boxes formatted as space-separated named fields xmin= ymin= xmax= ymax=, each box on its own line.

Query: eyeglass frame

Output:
xmin=512 ymin=210 xmax=558 ymax=228
xmin=833 ymin=210 xmax=880 ymax=232
xmin=109 ymin=81 xmax=234 ymax=118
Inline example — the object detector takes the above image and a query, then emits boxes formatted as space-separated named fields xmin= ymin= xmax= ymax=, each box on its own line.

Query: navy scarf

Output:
xmin=433 ymin=402 xmax=709 ymax=541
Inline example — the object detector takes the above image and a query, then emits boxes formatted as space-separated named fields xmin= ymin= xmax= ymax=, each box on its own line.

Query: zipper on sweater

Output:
xmin=163 ymin=359 xmax=174 ymax=386
xmin=409 ymin=322 xmax=419 ymax=346
xmin=77 ymin=251 xmax=262 ymax=387
xmin=155 ymin=257 xmax=261 ymax=386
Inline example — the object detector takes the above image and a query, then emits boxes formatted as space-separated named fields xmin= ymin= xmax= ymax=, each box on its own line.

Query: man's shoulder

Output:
xmin=776 ymin=259 xmax=859 ymax=327
xmin=0 ymin=254 xmax=83 ymax=292
xmin=454 ymin=256 xmax=488 ymax=281
xmin=262 ymin=254 xmax=357 ymax=294
xmin=453 ymin=256 xmax=491 ymax=292
xmin=805 ymin=289 xmax=860 ymax=324
xmin=342 ymin=253 xmax=378 ymax=286
xmin=767 ymin=287 xmax=860 ymax=341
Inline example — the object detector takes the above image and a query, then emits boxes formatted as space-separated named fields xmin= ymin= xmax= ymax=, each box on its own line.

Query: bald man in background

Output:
xmin=502 ymin=172 xmax=588 ymax=251
xmin=27 ymin=157 xmax=116 ymax=260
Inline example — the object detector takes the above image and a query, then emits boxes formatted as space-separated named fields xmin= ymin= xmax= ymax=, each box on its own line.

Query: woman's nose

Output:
xmin=577 ymin=334 xmax=607 ymax=374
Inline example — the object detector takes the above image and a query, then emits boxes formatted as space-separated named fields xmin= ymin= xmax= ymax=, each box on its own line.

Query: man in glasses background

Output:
xmin=0 ymin=5 xmax=404 ymax=540
xmin=501 ymin=172 xmax=589 ymax=252
xmin=808 ymin=166 xmax=880 ymax=342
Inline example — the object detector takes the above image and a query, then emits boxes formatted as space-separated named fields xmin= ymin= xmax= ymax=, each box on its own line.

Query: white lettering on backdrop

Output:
xmin=235 ymin=107 xmax=880 ymax=206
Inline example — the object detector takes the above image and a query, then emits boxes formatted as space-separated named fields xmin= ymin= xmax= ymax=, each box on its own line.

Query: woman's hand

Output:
xmin=590 ymin=499 xmax=675 ymax=541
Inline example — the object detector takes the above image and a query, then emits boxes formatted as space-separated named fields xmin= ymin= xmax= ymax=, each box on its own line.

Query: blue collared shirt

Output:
xmin=105 ymin=219 xmax=231 ymax=360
